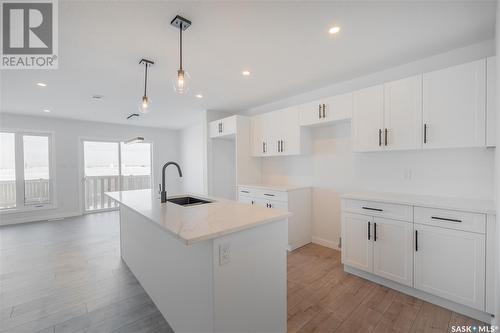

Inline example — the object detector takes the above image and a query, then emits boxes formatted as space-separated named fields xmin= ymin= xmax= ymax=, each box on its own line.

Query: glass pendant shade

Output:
xmin=173 ymin=69 xmax=190 ymax=94
xmin=139 ymin=95 xmax=150 ymax=114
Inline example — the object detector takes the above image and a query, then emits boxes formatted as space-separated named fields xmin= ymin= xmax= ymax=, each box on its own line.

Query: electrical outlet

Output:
xmin=219 ymin=242 xmax=230 ymax=266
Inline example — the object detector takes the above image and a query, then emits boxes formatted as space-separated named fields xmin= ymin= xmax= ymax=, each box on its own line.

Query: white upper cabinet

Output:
xmin=251 ymin=106 xmax=308 ymax=157
xmin=352 ymin=76 xmax=423 ymax=152
xmin=209 ymin=116 xmax=237 ymax=139
xmin=352 ymin=85 xmax=384 ymax=152
xmin=299 ymin=92 xmax=352 ymax=127
xmin=383 ymin=75 xmax=423 ymax=150
xmin=487 ymin=56 xmax=496 ymax=147
xmin=422 ymin=60 xmax=486 ymax=149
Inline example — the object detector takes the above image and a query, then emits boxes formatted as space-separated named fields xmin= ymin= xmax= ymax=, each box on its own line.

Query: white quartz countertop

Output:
xmin=106 ymin=189 xmax=291 ymax=245
xmin=238 ymin=184 xmax=310 ymax=192
xmin=341 ymin=191 xmax=496 ymax=215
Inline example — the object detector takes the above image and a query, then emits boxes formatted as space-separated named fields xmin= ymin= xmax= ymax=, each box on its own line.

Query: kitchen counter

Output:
xmin=106 ymin=189 xmax=291 ymax=245
xmin=341 ymin=191 xmax=495 ymax=215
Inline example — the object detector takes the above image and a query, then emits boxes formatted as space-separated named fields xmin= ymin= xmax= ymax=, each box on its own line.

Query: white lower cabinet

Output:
xmin=341 ymin=213 xmax=373 ymax=272
xmin=372 ymin=217 xmax=413 ymax=287
xmin=341 ymin=213 xmax=413 ymax=287
xmin=238 ymin=185 xmax=311 ymax=250
xmin=342 ymin=196 xmax=492 ymax=316
xmin=414 ymin=223 xmax=485 ymax=311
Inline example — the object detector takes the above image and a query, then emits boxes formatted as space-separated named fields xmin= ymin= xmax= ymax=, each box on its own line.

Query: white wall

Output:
xmin=180 ymin=119 xmax=208 ymax=195
xmin=0 ymin=113 xmax=182 ymax=225
xmin=250 ymin=40 xmax=496 ymax=249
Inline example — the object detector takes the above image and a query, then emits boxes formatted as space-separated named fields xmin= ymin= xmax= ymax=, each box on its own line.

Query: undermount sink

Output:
xmin=167 ymin=196 xmax=212 ymax=206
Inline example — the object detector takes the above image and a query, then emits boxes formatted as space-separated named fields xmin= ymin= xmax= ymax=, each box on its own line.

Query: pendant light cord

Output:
xmin=144 ymin=63 xmax=148 ymax=97
xmin=179 ymin=23 xmax=183 ymax=70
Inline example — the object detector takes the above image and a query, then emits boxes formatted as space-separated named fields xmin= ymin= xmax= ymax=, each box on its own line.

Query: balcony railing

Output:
xmin=0 ymin=176 xmax=151 ymax=211
xmin=84 ymin=175 xmax=151 ymax=211
xmin=0 ymin=179 xmax=50 ymax=209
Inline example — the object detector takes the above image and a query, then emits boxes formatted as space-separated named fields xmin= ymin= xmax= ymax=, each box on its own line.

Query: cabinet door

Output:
xmin=209 ymin=120 xmax=223 ymax=138
xmin=278 ymin=107 xmax=300 ymax=155
xmin=384 ymin=75 xmax=423 ymax=150
xmin=299 ymin=101 xmax=323 ymax=126
xmin=372 ymin=217 xmax=413 ymax=287
xmin=239 ymin=196 xmax=257 ymax=205
xmin=322 ymin=92 xmax=352 ymax=122
xmin=341 ymin=213 xmax=373 ymax=273
xmin=422 ymin=60 xmax=486 ymax=149
xmin=487 ymin=56 xmax=496 ymax=147
xmin=414 ymin=224 xmax=485 ymax=310
xmin=352 ymin=85 xmax=384 ymax=152
xmin=221 ymin=116 xmax=236 ymax=136
xmin=251 ymin=115 xmax=265 ymax=156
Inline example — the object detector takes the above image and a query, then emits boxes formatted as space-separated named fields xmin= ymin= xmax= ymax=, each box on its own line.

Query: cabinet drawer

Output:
xmin=342 ymin=199 xmax=412 ymax=222
xmin=238 ymin=187 xmax=288 ymax=202
xmin=414 ymin=207 xmax=485 ymax=234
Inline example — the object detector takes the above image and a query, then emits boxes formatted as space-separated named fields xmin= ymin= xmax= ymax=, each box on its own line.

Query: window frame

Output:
xmin=0 ymin=129 xmax=56 ymax=213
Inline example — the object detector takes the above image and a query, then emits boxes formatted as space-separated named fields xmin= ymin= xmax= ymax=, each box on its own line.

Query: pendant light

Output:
xmin=171 ymin=15 xmax=191 ymax=94
xmin=139 ymin=58 xmax=154 ymax=113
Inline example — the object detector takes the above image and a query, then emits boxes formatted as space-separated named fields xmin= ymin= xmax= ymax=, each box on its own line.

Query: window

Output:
xmin=0 ymin=131 xmax=53 ymax=211
xmin=0 ymin=132 xmax=16 ymax=209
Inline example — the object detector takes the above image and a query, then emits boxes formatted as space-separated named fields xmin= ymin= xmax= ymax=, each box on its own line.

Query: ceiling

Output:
xmin=0 ymin=0 xmax=496 ymax=129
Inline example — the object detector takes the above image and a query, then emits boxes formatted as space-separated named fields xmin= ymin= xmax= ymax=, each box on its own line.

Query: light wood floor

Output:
xmin=0 ymin=212 xmax=484 ymax=333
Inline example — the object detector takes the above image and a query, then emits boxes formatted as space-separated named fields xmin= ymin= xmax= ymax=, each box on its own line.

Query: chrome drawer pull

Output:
xmin=362 ymin=206 xmax=383 ymax=212
xmin=264 ymin=193 xmax=275 ymax=197
xmin=240 ymin=190 xmax=250 ymax=193
xmin=431 ymin=216 xmax=462 ymax=223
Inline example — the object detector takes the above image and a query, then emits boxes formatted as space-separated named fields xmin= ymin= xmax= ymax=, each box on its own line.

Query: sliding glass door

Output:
xmin=82 ymin=140 xmax=151 ymax=212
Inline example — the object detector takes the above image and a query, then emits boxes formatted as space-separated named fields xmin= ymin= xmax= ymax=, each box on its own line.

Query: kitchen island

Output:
xmin=106 ymin=189 xmax=290 ymax=333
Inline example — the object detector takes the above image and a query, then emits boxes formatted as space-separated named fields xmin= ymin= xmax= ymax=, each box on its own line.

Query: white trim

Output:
xmin=344 ymin=265 xmax=494 ymax=324
xmin=312 ymin=236 xmax=339 ymax=250
xmin=0 ymin=210 xmax=82 ymax=226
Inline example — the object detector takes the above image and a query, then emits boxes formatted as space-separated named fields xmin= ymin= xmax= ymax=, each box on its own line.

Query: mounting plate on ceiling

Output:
xmin=139 ymin=58 xmax=154 ymax=66
xmin=170 ymin=15 xmax=191 ymax=30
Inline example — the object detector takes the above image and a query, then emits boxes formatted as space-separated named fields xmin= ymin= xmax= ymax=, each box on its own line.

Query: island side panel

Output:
xmin=120 ymin=206 xmax=214 ymax=333
xmin=213 ymin=218 xmax=288 ymax=333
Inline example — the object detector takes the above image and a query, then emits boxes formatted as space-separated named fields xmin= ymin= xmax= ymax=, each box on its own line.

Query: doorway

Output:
xmin=82 ymin=140 xmax=152 ymax=212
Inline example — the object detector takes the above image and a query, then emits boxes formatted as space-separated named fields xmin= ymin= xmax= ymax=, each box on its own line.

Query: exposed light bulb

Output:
xmin=173 ymin=69 xmax=190 ymax=94
xmin=329 ymin=26 xmax=341 ymax=34
xmin=139 ymin=96 xmax=150 ymax=114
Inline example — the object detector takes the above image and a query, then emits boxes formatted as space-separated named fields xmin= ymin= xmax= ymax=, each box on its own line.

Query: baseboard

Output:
xmin=312 ymin=236 xmax=339 ymax=250
xmin=0 ymin=211 xmax=82 ymax=226
xmin=344 ymin=265 xmax=494 ymax=324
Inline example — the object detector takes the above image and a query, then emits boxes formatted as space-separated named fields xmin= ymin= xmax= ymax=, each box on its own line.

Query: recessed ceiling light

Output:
xmin=329 ymin=26 xmax=341 ymax=34
xmin=195 ymin=94 xmax=203 ymax=98
xmin=36 ymin=82 xmax=47 ymax=87
xmin=242 ymin=70 xmax=251 ymax=76
xmin=43 ymin=109 xmax=50 ymax=113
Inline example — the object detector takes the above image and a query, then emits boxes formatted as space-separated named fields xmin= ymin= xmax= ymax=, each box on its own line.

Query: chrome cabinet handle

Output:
xmin=318 ymin=104 xmax=322 ymax=119
xmin=322 ymin=104 xmax=326 ymax=118
xmin=374 ymin=223 xmax=377 ymax=241
xmin=378 ymin=129 xmax=382 ymax=146
xmin=368 ymin=222 xmax=371 ymax=240
xmin=415 ymin=230 xmax=418 ymax=251
xmin=424 ymin=123 xmax=427 ymax=144
xmin=384 ymin=128 xmax=388 ymax=146
xmin=264 ymin=193 xmax=275 ymax=197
